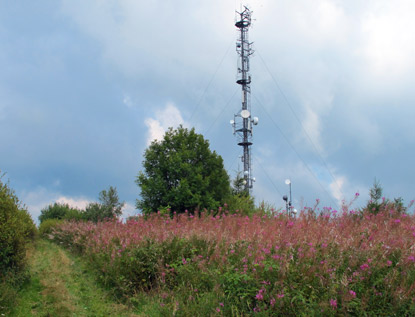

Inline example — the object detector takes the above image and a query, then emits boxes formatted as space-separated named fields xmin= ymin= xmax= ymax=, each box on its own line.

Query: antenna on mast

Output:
xmin=231 ymin=6 xmax=258 ymax=194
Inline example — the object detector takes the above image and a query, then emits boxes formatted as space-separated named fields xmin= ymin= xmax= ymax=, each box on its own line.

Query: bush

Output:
xmin=39 ymin=219 xmax=64 ymax=237
xmin=39 ymin=202 xmax=84 ymax=223
xmin=0 ymin=176 xmax=36 ymax=275
xmin=223 ymin=194 xmax=255 ymax=216
xmin=0 ymin=173 xmax=36 ymax=314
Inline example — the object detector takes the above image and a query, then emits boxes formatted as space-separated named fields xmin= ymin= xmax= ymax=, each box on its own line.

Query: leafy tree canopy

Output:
xmin=136 ymin=126 xmax=230 ymax=215
xmin=84 ymin=186 xmax=124 ymax=222
xmin=39 ymin=202 xmax=83 ymax=223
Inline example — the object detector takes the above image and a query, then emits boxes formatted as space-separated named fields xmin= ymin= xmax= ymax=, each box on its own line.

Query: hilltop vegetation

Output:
xmin=48 ymin=201 xmax=415 ymax=316
xmin=0 ymin=173 xmax=37 ymax=314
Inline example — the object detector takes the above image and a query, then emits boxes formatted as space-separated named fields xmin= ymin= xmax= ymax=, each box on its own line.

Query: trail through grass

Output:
xmin=14 ymin=239 xmax=140 ymax=316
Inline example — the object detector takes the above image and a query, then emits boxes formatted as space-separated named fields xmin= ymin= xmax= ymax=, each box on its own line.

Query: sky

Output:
xmin=1 ymin=0 xmax=414 ymax=223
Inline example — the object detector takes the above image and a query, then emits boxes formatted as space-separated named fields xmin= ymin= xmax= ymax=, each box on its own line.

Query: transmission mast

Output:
xmin=231 ymin=6 xmax=258 ymax=194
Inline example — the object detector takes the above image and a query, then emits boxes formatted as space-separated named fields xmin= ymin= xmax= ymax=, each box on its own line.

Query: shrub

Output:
xmin=223 ymin=194 xmax=255 ymax=215
xmin=39 ymin=219 xmax=64 ymax=237
xmin=39 ymin=202 xmax=83 ymax=223
xmin=0 ymin=173 xmax=36 ymax=314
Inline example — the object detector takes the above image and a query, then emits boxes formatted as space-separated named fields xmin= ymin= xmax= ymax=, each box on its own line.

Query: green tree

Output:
xmin=222 ymin=172 xmax=255 ymax=215
xmin=39 ymin=202 xmax=83 ymax=223
xmin=84 ymin=186 xmax=124 ymax=222
xmin=136 ymin=126 xmax=230 ymax=215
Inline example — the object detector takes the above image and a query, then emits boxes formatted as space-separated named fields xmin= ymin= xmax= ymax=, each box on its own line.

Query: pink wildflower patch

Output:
xmin=330 ymin=299 xmax=337 ymax=308
xmin=360 ymin=263 xmax=369 ymax=270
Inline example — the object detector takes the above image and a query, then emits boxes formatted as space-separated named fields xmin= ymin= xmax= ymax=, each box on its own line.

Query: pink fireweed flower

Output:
xmin=330 ymin=299 xmax=337 ymax=308
xmin=387 ymin=260 xmax=392 ymax=266
xmin=256 ymin=288 xmax=265 ymax=301
xmin=408 ymin=255 xmax=415 ymax=262
xmin=355 ymin=192 xmax=360 ymax=197
xmin=277 ymin=293 xmax=285 ymax=299
xmin=182 ymin=258 xmax=187 ymax=265
xmin=270 ymin=298 xmax=276 ymax=307
xmin=216 ymin=308 xmax=221 ymax=312
xmin=360 ymin=263 xmax=369 ymax=270
xmin=219 ymin=302 xmax=224 ymax=307
xmin=349 ymin=290 xmax=356 ymax=298
xmin=394 ymin=219 xmax=401 ymax=223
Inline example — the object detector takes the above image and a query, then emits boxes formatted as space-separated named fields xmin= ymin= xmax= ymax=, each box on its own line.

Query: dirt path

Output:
xmin=14 ymin=239 xmax=140 ymax=316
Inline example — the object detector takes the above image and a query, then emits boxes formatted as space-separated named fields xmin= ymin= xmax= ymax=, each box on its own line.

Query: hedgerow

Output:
xmin=0 ymin=173 xmax=37 ymax=314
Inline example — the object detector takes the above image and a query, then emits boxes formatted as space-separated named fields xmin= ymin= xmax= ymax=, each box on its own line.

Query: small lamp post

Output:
xmin=283 ymin=179 xmax=297 ymax=217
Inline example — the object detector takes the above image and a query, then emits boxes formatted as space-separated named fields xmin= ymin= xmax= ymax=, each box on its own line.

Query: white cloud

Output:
xmin=121 ymin=202 xmax=138 ymax=220
xmin=144 ymin=103 xmax=186 ymax=145
xmin=357 ymin=1 xmax=415 ymax=79
xmin=329 ymin=175 xmax=346 ymax=206
xmin=55 ymin=196 xmax=90 ymax=210
xmin=122 ymin=93 xmax=134 ymax=108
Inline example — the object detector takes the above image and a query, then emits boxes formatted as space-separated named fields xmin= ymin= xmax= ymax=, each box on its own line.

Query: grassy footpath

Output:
xmin=13 ymin=239 xmax=141 ymax=317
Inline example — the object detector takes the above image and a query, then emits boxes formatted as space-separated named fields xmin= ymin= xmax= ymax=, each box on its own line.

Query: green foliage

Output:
xmin=0 ymin=172 xmax=36 ymax=314
xmin=84 ymin=186 xmax=125 ymax=222
xmin=224 ymin=193 xmax=255 ymax=215
xmin=136 ymin=125 xmax=230 ymax=215
xmin=0 ymin=174 xmax=36 ymax=275
xmin=365 ymin=179 xmax=407 ymax=214
xmin=39 ymin=202 xmax=83 ymax=223
xmin=38 ymin=219 xmax=64 ymax=237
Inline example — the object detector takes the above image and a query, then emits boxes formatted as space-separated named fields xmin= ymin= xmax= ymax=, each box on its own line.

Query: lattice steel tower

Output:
xmin=231 ymin=6 xmax=258 ymax=193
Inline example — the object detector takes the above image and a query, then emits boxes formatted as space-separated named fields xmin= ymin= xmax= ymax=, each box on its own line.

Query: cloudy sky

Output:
xmin=1 ymin=0 xmax=414 ymax=222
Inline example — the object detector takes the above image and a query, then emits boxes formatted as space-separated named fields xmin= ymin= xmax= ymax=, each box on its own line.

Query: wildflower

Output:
xmin=360 ymin=263 xmax=369 ymax=270
xmin=216 ymin=308 xmax=221 ymax=312
xmin=182 ymin=258 xmax=187 ymax=265
xmin=219 ymin=302 xmax=224 ymax=307
xmin=330 ymin=299 xmax=337 ymax=309
xmin=277 ymin=293 xmax=285 ymax=298
xmin=387 ymin=260 xmax=392 ymax=266
xmin=349 ymin=290 xmax=356 ymax=298
xmin=256 ymin=289 xmax=265 ymax=300
xmin=355 ymin=192 xmax=360 ymax=197
xmin=408 ymin=255 xmax=415 ymax=262
xmin=270 ymin=298 xmax=276 ymax=307
xmin=394 ymin=219 xmax=401 ymax=223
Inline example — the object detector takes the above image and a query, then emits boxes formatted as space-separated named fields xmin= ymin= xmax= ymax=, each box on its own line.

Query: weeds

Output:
xmin=50 ymin=204 xmax=415 ymax=315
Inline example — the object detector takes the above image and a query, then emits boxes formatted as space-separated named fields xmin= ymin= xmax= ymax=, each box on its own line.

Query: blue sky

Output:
xmin=1 ymin=0 xmax=414 ymax=222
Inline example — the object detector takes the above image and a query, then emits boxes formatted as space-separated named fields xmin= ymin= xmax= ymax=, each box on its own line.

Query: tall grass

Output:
xmin=50 ymin=205 xmax=415 ymax=315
